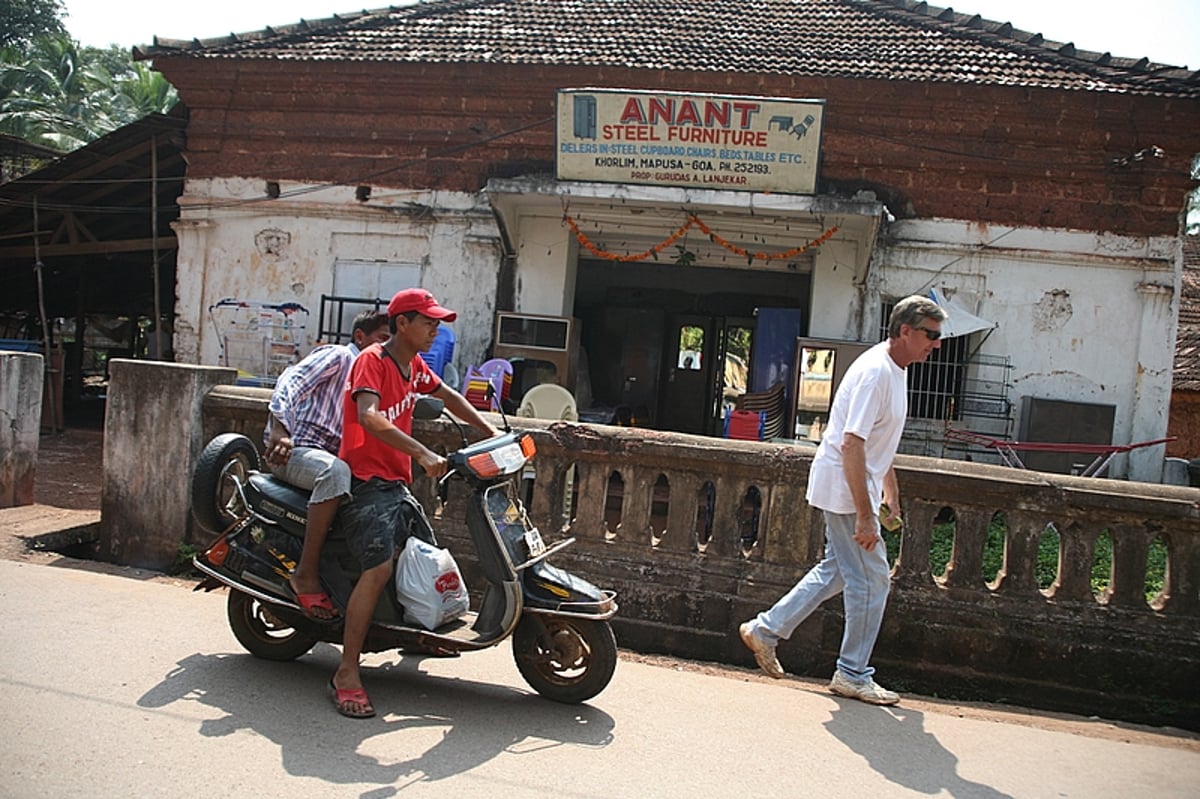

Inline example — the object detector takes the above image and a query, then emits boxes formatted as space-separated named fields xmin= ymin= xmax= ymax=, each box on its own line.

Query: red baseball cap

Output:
xmin=386 ymin=288 xmax=457 ymax=321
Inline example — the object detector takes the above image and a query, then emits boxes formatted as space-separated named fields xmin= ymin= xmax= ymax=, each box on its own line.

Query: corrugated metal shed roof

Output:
xmin=135 ymin=0 xmax=1200 ymax=98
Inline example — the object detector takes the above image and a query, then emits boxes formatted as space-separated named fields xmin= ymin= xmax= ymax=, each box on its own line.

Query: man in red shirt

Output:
xmin=331 ymin=288 xmax=496 ymax=718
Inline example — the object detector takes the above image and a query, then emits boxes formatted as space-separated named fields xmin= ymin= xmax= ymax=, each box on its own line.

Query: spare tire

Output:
xmin=192 ymin=433 xmax=260 ymax=533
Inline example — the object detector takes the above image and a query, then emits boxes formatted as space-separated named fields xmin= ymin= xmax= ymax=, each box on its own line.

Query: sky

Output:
xmin=62 ymin=0 xmax=1200 ymax=69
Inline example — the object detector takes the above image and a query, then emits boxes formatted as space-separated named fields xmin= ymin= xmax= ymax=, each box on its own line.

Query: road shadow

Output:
xmin=138 ymin=647 xmax=614 ymax=792
xmin=823 ymin=701 xmax=1013 ymax=799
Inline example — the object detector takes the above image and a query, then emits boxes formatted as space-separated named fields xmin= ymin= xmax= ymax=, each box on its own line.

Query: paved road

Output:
xmin=1 ymin=558 xmax=1197 ymax=798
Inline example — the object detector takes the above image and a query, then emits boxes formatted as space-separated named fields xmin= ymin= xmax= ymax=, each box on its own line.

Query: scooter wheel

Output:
xmin=192 ymin=433 xmax=260 ymax=534
xmin=227 ymin=590 xmax=318 ymax=661
xmin=512 ymin=615 xmax=617 ymax=704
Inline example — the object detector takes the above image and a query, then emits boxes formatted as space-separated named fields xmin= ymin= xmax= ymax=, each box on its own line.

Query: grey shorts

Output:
xmin=269 ymin=446 xmax=352 ymax=506
xmin=336 ymin=478 xmax=435 ymax=571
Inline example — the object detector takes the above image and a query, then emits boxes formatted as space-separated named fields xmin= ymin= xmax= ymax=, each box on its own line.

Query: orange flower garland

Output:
xmin=564 ymin=213 xmax=838 ymax=265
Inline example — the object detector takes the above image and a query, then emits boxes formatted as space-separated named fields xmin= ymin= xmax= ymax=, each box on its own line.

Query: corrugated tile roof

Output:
xmin=135 ymin=0 xmax=1200 ymax=98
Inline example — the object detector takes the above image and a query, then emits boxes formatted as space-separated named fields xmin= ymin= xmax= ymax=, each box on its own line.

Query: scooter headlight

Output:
xmin=465 ymin=434 xmax=536 ymax=479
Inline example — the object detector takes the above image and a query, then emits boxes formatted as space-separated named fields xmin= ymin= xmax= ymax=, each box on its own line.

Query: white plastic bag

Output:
xmin=395 ymin=537 xmax=470 ymax=630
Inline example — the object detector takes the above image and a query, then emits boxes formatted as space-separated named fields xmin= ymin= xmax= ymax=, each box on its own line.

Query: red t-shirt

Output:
xmin=338 ymin=343 xmax=442 ymax=484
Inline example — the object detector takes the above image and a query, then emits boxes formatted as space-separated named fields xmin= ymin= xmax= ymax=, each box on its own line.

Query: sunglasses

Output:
xmin=913 ymin=325 xmax=942 ymax=341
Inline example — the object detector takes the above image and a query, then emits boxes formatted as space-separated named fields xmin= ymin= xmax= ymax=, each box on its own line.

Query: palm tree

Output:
xmin=0 ymin=0 xmax=67 ymax=49
xmin=0 ymin=33 xmax=177 ymax=152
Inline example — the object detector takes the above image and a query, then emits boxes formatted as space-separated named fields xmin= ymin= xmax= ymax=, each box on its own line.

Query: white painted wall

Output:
xmin=170 ymin=179 xmax=1179 ymax=481
xmin=876 ymin=219 xmax=1179 ymax=481
xmin=171 ymin=178 xmax=503 ymax=378
xmin=807 ymin=238 xmax=868 ymax=340
xmin=512 ymin=214 xmax=576 ymax=316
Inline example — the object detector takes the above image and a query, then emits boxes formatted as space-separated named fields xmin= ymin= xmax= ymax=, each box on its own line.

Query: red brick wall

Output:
xmin=1168 ymin=390 xmax=1200 ymax=458
xmin=156 ymin=58 xmax=1200 ymax=236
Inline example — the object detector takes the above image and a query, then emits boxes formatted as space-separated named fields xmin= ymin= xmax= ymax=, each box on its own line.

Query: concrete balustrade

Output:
xmin=100 ymin=365 xmax=1200 ymax=728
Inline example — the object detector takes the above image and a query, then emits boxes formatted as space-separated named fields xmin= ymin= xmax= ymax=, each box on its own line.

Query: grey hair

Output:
xmin=888 ymin=295 xmax=947 ymax=338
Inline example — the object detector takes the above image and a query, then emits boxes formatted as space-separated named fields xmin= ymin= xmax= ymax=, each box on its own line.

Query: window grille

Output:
xmin=880 ymin=301 xmax=1013 ymax=460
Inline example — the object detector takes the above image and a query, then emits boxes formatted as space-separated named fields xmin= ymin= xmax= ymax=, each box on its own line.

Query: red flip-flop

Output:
xmin=293 ymin=590 xmax=340 ymax=621
xmin=328 ymin=680 xmax=375 ymax=719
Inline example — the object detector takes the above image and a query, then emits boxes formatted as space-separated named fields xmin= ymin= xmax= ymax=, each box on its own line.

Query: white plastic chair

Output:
xmin=517 ymin=383 xmax=579 ymax=421
xmin=516 ymin=383 xmax=579 ymax=520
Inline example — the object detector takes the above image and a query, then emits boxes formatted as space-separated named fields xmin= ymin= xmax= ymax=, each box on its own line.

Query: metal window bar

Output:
xmin=880 ymin=301 xmax=1013 ymax=460
xmin=317 ymin=294 xmax=388 ymax=345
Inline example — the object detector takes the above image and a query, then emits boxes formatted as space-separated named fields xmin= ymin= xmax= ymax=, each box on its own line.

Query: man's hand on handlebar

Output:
xmin=416 ymin=448 xmax=448 ymax=479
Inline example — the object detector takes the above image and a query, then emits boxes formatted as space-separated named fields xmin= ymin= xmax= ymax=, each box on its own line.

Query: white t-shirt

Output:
xmin=805 ymin=341 xmax=907 ymax=514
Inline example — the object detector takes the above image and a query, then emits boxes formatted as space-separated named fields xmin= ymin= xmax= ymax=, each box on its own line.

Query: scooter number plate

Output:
xmin=524 ymin=527 xmax=546 ymax=558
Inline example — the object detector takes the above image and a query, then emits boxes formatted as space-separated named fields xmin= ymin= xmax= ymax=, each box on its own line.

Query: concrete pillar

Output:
xmin=99 ymin=359 xmax=235 ymax=570
xmin=0 ymin=351 xmax=45 ymax=507
xmin=1130 ymin=282 xmax=1175 ymax=482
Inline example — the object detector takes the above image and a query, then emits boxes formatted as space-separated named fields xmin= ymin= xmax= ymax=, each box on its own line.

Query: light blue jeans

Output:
xmin=748 ymin=511 xmax=890 ymax=682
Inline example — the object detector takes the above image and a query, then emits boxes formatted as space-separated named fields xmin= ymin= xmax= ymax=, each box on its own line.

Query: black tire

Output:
xmin=192 ymin=433 xmax=260 ymax=534
xmin=227 ymin=590 xmax=318 ymax=661
xmin=512 ymin=615 xmax=617 ymax=704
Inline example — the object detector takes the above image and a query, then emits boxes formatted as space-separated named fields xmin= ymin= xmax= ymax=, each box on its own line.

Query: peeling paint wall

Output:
xmin=171 ymin=179 xmax=503 ymax=377
xmin=170 ymin=179 xmax=1179 ymax=481
xmin=873 ymin=219 xmax=1178 ymax=481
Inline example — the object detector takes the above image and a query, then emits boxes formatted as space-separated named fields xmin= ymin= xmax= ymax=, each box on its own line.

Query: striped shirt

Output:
xmin=264 ymin=342 xmax=361 ymax=453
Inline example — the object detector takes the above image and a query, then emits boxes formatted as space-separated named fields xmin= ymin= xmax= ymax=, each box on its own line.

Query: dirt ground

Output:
xmin=34 ymin=426 xmax=104 ymax=510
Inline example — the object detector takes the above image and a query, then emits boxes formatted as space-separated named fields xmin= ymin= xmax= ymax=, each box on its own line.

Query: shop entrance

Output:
xmin=659 ymin=314 xmax=754 ymax=435
xmin=573 ymin=258 xmax=808 ymax=436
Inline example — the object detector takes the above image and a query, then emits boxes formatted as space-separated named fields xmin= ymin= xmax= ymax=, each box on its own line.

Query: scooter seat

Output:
xmin=247 ymin=473 xmax=311 ymax=521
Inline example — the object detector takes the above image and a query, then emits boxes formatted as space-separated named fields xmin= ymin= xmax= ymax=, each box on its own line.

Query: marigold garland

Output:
xmin=564 ymin=213 xmax=838 ymax=265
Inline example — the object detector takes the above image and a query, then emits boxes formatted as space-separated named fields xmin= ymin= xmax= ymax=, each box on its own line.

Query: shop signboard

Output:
xmin=556 ymin=88 xmax=824 ymax=194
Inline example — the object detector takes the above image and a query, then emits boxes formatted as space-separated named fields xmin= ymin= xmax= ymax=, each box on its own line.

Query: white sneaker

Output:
xmin=739 ymin=622 xmax=784 ymax=679
xmin=829 ymin=671 xmax=900 ymax=705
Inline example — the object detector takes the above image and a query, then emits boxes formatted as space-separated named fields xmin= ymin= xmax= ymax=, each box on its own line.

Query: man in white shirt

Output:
xmin=740 ymin=295 xmax=946 ymax=704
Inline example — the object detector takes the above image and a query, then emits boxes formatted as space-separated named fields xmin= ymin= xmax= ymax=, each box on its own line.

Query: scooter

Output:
xmin=189 ymin=396 xmax=618 ymax=704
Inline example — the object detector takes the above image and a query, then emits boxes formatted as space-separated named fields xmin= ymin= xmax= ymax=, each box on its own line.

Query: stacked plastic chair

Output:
xmin=733 ymin=381 xmax=787 ymax=440
xmin=463 ymin=366 xmax=495 ymax=411
xmin=417 ymin=324 xmax=456 ymax=378
xmin=478 ymin=358 xmax=514 ymax=405
xmin=464 ymin=359 xmax=514 ymax=411
xmin=724 ymin=408 xmax=766 ymax=440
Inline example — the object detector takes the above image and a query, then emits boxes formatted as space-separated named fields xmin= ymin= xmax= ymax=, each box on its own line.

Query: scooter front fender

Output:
xmin=522 ymin=561 xmax=619 ymax=620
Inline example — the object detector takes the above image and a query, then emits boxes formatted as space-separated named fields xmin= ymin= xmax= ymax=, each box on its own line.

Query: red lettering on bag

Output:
xmin=435 ymin=572 xmax=460 ymax=593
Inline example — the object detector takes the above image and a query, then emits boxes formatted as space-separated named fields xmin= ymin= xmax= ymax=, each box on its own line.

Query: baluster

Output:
xmin=526 ymin=450 xmax=557 ymax=524
xmin=647 ymin=474 xmax=671 ymax=547
xmin=942 ymin=506 xmax=987 ymax=590
xmin=621 ymin=466 xmax=653 ymax=545
xmin=992 ymin=509 xmax=1042 ymax=596
xmin=759 ymin=481 xmax=812 ymax=566
xmin=567 ymin=460 xmax=608 ymax=542
xmin=661 ymin=472 xmax=701 ymax=553
xmin=1159 ymin=529 xmax=1200 ymax=616
xmin=706 ymin=476 xmax=743 ymax=558
xmin=1101 ymin=523 xmax=1151 ymax=608
xmin=893 ymin=498 xmax=938 ymax=588
xmin=1047 ymin=520 xmax=1095 ymax=602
